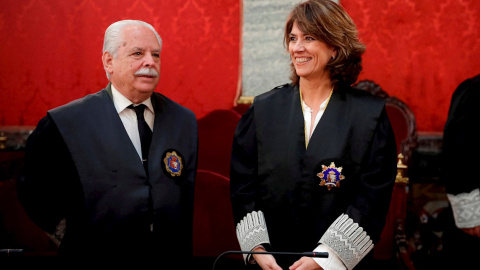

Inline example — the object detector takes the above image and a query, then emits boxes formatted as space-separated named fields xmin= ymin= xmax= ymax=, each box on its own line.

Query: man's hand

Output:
xmin=252 ymin=246 xmax=283 ymax=270
xmin=289 ymin=256 xmax=322 ymax=270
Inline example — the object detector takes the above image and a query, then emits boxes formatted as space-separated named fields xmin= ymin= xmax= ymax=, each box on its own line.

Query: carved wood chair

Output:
xmin=192 ymin=170 xmax=242 ymax=265
xmin=354 ymin=80 xmax=418 ymax=166
xmin=197 ymin=109 xmax=242 ymax=178
xmin=194 ymin=109 xmax=243 ymax=266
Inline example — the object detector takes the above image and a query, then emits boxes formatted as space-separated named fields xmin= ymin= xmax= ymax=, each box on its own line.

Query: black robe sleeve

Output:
xmin=17 ymin=114 xmax=80 ymax=234
xmin=230 ymin=105 xmax=258 ymax=221
xmin=345 ymin=106 xmax=398 ymax=242
xmin=441 ymin=74 xmax=480 ymax=230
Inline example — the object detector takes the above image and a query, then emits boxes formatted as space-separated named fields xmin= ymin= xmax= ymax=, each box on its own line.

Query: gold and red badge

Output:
xmin=163 ymin=150 xmax=183 ymax=177
xmin=316 ymin=162 xmax=345 ymax=190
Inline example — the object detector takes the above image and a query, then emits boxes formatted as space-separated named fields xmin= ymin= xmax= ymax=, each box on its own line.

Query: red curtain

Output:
xmin=342 ymin=0 xmax=480 ymax=131
xmin=0 ymin=0 xmax=240 ymax=126
xmin=1 ymin=0 xmax=480 ymax=132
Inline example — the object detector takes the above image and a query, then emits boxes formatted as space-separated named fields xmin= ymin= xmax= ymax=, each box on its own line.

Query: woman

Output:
xmin=230 ymin=1 xmax=397 ymax=269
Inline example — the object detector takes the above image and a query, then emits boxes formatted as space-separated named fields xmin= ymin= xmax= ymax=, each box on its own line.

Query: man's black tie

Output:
xmin=128 ymin=104 xmax=152 ymax=171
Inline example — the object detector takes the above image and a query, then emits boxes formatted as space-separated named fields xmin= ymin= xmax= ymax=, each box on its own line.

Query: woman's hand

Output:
xmin=289 ymin=256 xmax=323 ymax=270
xmin=252 ymin=246 xmax=283 ymax=270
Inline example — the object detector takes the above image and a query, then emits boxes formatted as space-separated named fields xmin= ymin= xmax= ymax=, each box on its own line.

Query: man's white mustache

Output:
xmin=134 ymin=68 xmax=159 ymax=77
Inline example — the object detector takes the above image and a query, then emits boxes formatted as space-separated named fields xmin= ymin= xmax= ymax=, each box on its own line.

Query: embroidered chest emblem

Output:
xmin=163 ymin=151 xmax=183 ymax=177
xmin=316 ymin=162 xmax=345 ymax=190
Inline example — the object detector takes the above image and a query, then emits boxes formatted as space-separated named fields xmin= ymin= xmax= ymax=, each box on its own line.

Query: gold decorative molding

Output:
xmin=0 ymin=126 xmax=35 ymax=150
xmin=395 ymin=153 xmax=409 ymax=183
xmin=237 ymin=96 xmax=254 ymax=105
xmin=0 ymin=132 xmax=6 ymax=149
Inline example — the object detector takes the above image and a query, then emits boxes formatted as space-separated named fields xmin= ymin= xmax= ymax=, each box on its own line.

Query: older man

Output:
xmin=17 ymin=20 xmax=198 ymax=264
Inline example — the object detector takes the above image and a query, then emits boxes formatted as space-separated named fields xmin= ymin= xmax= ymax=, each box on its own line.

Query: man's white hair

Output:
xmin=103 ymin=20 xmax=162 ymax=80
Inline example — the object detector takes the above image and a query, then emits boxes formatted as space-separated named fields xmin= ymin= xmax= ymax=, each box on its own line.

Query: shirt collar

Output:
xmin=302 ymin=98 xmax=329 ymax=113
xmin=111 ymin=84 xmax=154 ymax=114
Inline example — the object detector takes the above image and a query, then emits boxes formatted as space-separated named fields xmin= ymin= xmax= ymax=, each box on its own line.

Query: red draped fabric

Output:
xmin=1 ymin=0 xmax=480 ymax=132
xmin=0 ymin=0 xmax=240 ymax=126
xmin=342 ymin=0 xmax=480 ymax=131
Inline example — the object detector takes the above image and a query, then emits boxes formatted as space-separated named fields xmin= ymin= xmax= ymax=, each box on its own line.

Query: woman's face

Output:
xmin=288 ymin=22 xmax=335 ymax=81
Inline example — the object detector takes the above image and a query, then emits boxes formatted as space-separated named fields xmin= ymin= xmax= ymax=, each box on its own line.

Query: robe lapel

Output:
xmin=148 ymin=93 xmax=170 ymax=181
xmin=305 ymin=90 xmax=346 ymax=166
xmin=100 ymin=85 xmax=147 ymax=175
xmin=290 ymin=86 xmax=309 ymax=153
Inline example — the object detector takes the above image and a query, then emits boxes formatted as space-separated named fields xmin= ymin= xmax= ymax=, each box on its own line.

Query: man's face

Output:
xmin=109 ymin=25 xmax=161 ymax=99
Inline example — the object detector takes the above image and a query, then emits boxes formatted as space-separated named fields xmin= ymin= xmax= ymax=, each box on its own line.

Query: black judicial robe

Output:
xmin=442 ymin=74 xmax=480 ymax=197
xmin=441 ymin=74 xmax=480 ymax=269
xmin=18 ymin=83 xmax=198 ymax=262
xmin=230 ymin=83 xmax=397 ymax=267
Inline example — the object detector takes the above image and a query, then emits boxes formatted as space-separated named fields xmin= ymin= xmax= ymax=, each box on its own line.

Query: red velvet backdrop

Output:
xmin=1 ymin=0 xmax=480 ymax=132
xmin=342 ymin=0 xmax=480 ymax=131
xmin=0 ymin=0 xmax=240 ymax=126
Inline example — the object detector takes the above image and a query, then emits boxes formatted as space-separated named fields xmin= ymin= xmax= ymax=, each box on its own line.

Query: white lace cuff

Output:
xmin=236 ymin=210 xmax=270 ymax=261
xmin=447 ymin=188 xmax=480 ymax=228
xmin=319 ymin=214 xmax=373 ymax=270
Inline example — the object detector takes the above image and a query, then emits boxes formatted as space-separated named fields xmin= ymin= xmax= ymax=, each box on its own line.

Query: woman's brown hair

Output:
xmin=284 ymin=0 xmax=366 ymax=86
